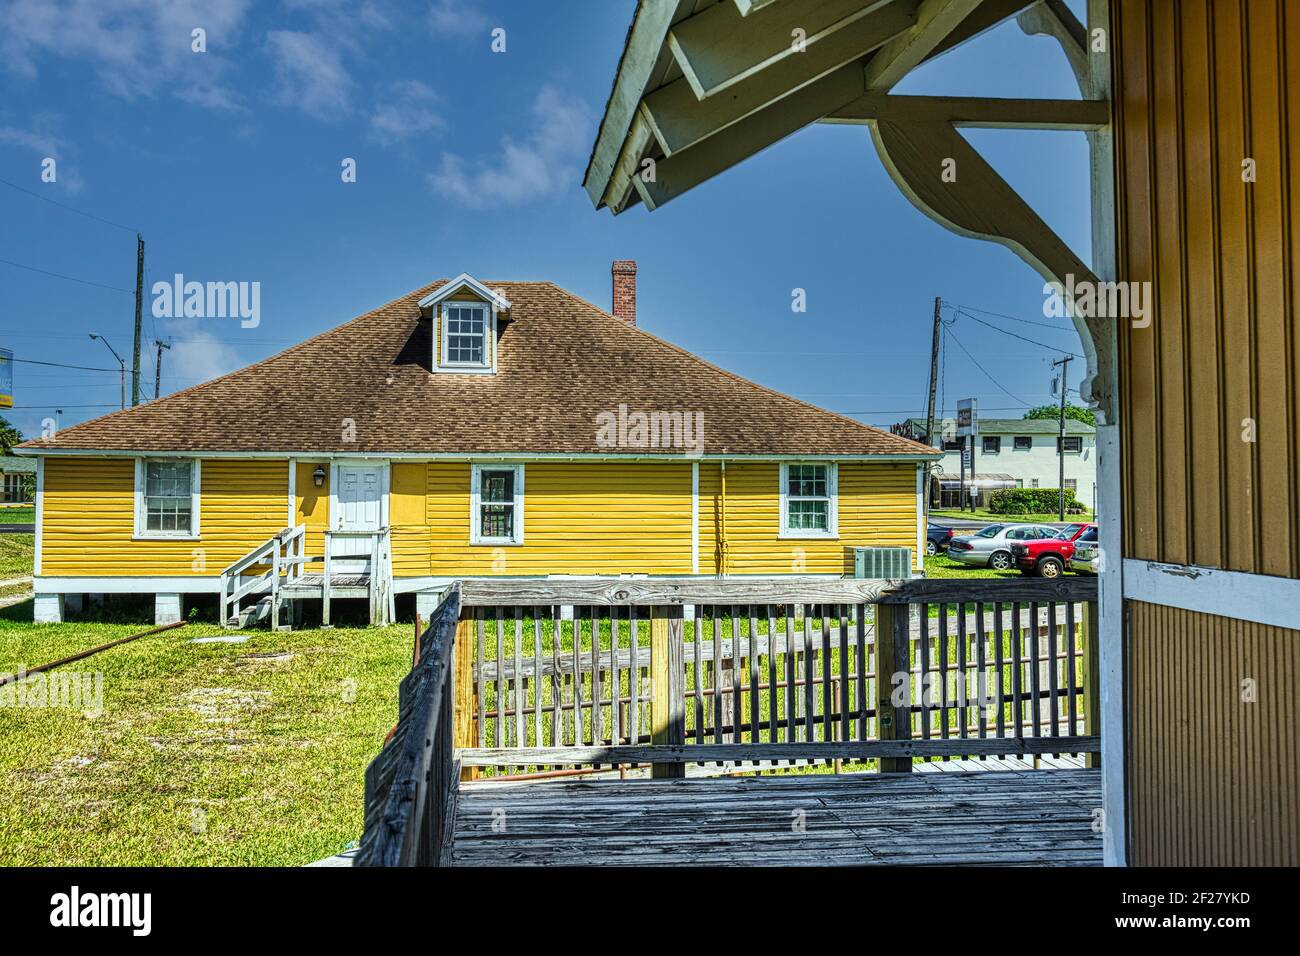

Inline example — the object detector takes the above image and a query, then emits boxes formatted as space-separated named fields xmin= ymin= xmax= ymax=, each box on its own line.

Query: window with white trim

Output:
xmin=779 ymin=463 xmax=837 ymax=538
xmin=135 ymin=458 xmax=200 ymax=538
xmin=441 ymin=302 xmax=490 ymax=368
xmin=470 ymin=463 xmax=523 ymax=544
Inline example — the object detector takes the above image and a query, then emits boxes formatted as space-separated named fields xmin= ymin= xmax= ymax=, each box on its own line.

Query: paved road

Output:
xmin=0 ymin=524 xmax=34 ymax=533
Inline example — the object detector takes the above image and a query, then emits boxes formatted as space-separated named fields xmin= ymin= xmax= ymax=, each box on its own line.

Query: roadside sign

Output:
xmin=0 ymin=349 xmax=12 ymax=408
xmin=961 ymin=444 xmax=972 ymax=470
xmin=956 ymin=398 xmax=977 ymax=437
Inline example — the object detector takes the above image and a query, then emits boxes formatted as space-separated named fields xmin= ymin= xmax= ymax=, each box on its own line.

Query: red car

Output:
xmin=1009 ymin=522 xmax=1097 ymax=578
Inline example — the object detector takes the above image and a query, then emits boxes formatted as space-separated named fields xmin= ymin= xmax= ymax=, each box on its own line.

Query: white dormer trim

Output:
xmin=422 ymin=273 xmax=509 ymax=375
xmin=418 ymin=273 xmax=512 ymax=312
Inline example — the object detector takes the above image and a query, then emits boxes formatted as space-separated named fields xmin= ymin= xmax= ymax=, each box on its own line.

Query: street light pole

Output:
xmin=89 ymin=333 xmax=126 ymax=410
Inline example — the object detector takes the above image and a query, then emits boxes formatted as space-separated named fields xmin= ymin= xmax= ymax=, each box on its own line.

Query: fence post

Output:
xmin=1082 ymin=599 xmax=1101 ymax=769
xmin=874 ymin=602 xmax=913 ymax=773
xmin=651 ymin=605 xmax=686 ymax=778
xmin=453 ymin=610 xmax=478 ymax=780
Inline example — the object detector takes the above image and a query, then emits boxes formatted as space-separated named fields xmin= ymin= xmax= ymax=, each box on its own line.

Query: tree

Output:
xmin=0 ymin=416 xmax=22 ymax=455
xmin=1023 ymin=404 xmax=1095 ymax=427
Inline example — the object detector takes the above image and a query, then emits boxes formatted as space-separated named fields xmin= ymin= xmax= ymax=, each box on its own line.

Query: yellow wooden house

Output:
xmin=17 ymin=265 xmax=937 ymax=626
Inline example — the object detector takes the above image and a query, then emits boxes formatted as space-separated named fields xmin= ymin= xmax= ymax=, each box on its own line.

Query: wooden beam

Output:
xmin=459 ymin=736 xmax=1103 ymax=766
xmin=583 ymin=0 xmax=689 ymax=206
xmin=925 ymin=0 xmax=1038 ymax=61
xmin=867 ymin=116 xmax=1115 ymax=421
xmin=824 ymin=93 xmax=1109 ymax=130
xmin=874 ymin=603 xmax=912 ymax=772
xmin=457 ymin=575 xmax=1096 ymax=608
xmin=634 ymin=58 xmax=867 ymax=211
xmin=862 ymin=0 xmax=983 ymax=90
xmin=1081 ymin=600 xmax=1100 ymax=769
xmin=650 ymin=606 xmax=686 ymax=778
xmin=1018 ymin=0 xmax=1088 ymax=94
xmin=668 ymin=0 xmax=892 ymax=100
xmin=643 ymin=1 xmax=919 ymax=156
xmin=453 ymin=613 xmax=477 ymax=780
xmin=600 ymin=111 xmax=656 ymax=213
xmin=733 ymin=0 xmax=780 ymax=15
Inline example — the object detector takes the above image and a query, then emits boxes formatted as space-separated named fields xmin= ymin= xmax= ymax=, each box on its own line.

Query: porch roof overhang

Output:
xmin=582 ymin=0 xmax=1117 ymax=423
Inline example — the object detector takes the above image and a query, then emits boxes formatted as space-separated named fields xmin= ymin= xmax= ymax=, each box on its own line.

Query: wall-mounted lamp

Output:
xmin=313 ymin=465 xmax=326 ymax=487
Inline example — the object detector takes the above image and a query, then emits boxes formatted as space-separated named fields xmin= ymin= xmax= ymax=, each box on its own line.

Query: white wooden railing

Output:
xmin=322 ymin=528 xmax=393 ymax=626
xmin=218 ymin=524 xmax=306 ymax=628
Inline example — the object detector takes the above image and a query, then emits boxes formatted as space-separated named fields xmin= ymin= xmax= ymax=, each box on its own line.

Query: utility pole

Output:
xmin=153 ymin=338 xmax=171 ymax=401
xmin=132 ymin=233 xmax=144 ymax=407
xmin=1052 ymin=355 xmax=1072 ymax=521
xmin=922 ymin=296 xmax=942 ymax=513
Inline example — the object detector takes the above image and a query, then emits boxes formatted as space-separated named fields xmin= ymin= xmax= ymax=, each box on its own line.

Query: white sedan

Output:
xmin=946 ymin=523 xmax=1061 ymax=571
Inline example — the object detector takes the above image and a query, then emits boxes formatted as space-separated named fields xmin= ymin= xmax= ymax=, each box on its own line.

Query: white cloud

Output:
xmin=0 ymin=0 xmax=249 ymax=109
xmin=0 ymin=120 xmax=86 ymax=193
xmin=162 ymin=325 xmax=244 ymax=387
xmin=428 ymin=86 xmax=592 ymax=207
xmin=267 ymin=30 xmax=355 ymax=119
xmin=428 ymin=0 xmax=489 ymax=38
xmin=369 ymin=80 xmax=443 ymax=143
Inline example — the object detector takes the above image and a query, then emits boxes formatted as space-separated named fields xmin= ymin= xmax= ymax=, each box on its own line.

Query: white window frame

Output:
xmin=439 ymin=301 xmax=495 ymax=373
xmin=134 ymin=457 xmax=201 ymax=540
xmin=778 ymin=462 xmax=837 ymax=539
xmin=470 ymin=462 xmax=524 ymax=545
xmin=1013 ymin=435 xmax=1033 ymax=450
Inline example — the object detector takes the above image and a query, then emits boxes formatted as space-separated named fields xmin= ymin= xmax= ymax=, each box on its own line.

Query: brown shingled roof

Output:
xmin=20 ymin=280 xmax=936 ymax=458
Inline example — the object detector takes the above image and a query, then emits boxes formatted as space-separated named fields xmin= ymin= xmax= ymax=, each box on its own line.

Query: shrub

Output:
xmin=987 ymin=487 xmax=1085 ymax=515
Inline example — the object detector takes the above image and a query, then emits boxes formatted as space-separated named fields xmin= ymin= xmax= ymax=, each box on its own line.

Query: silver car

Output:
xmin=946 ymin=523 xmax=1060 ymax=571
xmin=1068 ymin=525 xmax=1101 ymax=574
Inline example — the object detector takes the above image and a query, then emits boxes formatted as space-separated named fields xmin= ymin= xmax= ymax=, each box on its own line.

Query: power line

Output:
xmin=0 ymin=176 xmax=137 ymax=233
xmin=943 ymin=299 xmax=1078 ymax=332
xmin=943 ymin=326 xmax=1032 ymax=407
xmin=953 ymin=308 xmax=1085 ymax=359
xmin=13 ymin=357 xmax=138 ymax=373
xmin=0 ymin=256 xmax=134 ymax=294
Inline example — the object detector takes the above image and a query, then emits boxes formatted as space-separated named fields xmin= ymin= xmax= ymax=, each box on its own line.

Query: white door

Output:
xmin=330 ymin=464 xmax=383 ymax=572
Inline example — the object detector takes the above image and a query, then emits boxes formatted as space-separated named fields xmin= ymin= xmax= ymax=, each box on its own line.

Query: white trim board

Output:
xmin=19 ymin=448 xmax=943 ymax=463
xmin=1123 ymin=559 xmax=1300 ymax=634
xmin=691 ymin=461 xmax=699 ymax=574
xmin=34 ymin=457 xmax=44 ymax=576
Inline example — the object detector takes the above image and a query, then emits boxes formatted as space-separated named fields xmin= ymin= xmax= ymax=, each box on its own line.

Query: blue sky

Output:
xmin=0 ymin=0 xmax=1089 ymax=441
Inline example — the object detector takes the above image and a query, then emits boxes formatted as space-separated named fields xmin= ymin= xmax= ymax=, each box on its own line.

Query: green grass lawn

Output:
xmin=0 ymin=608 xmax=412 ymax=865
xmin=0 ymin=533 xmax=34 ymax=580
xmin=0 ymin=506 xmax=35 ymax=524
xmin=924 ymin=552 xmax=1022 ymax=579
xmin=930 ymin=509 xmax=1094 ymax=523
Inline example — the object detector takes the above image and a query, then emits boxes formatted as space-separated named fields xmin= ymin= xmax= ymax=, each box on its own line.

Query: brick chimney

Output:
xmin=611 ymin=259 xmax=637 ymax=325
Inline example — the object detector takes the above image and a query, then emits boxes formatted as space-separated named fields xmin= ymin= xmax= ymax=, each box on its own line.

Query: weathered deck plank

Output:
xmin=449 ymin=767 xmax=1102 ymax=866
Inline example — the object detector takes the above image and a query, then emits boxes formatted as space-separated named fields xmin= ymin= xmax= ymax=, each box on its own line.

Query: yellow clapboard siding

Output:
xmin=42 ymin=457 xmax=288 ymax=576
xmin=40 ymin=456 xmax=918 ymax=580
xmin=708 ymin=461 xmax=917 ymax=575
xmin=294 ymin=460 xmax=329 ymax=559
xmin=427 ymin=461 xmax=693 ymax=576
xmin=391 ymin=462 xmax=431 ymax=575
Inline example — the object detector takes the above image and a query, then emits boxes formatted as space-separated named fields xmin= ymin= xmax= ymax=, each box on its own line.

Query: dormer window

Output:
xmin=418 ymin=272 xmax=512 ymax=375
xmin=442 ymin=302 xmax=488 ymax=366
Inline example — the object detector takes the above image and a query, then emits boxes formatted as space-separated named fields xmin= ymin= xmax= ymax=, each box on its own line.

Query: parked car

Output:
xmin=1011 ymin=522 xmax=1098 ymax=577
xmin=1068 ymin=525 xmax=1100 ymax=574
xmin=926 ymin=523 xmax=955 ymax=555
xmin=946 ymin=523 xmax=1060 ymax=571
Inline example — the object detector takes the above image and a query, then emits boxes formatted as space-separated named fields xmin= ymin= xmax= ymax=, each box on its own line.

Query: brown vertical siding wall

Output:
xmin=1128 ymin=601 xmax=1298 ymax=865
xmin=1115 ymin=0 xmax=1300 ymax=574
xmin=1115 ymin=0 xmax=1300 ymax=865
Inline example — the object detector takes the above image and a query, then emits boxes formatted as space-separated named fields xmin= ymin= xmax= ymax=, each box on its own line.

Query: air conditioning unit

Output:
xmin=852 ymin=546 xmax=913 ymax=579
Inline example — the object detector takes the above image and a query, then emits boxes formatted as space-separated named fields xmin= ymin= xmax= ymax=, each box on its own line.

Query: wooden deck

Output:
xmin=449 ymin=767 xmax=1103 ymax=866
